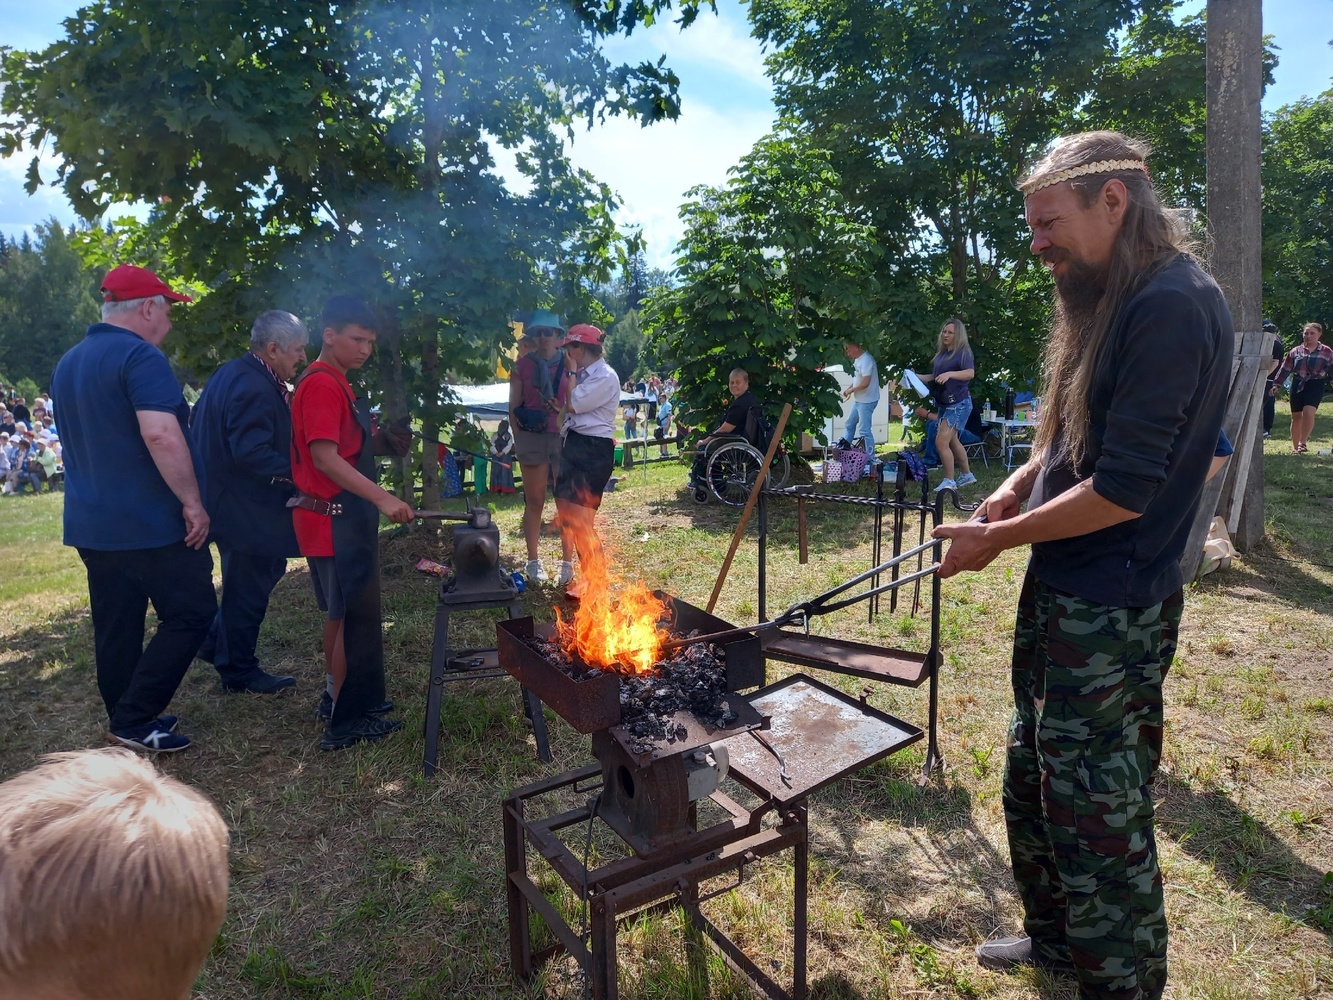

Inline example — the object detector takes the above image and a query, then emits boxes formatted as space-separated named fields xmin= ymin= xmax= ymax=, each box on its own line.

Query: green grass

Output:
xmin=1 ymin=414 xmax=1331 ymax=999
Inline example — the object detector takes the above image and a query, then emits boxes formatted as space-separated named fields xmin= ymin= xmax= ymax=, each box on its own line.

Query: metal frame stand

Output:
xmin=423 ymin=592 xmax=551 ymax=775
xmin=504 ymin=765 xmax=809 ymax=1000
xmin=756 ymin=463 xmax=962 ymax=782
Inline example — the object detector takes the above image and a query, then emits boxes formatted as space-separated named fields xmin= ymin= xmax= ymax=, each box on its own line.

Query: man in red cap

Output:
xmin=554 ymin=323 xmax=620 ymax=599
xmin=51 ymin=264 xmax=216 ymax=753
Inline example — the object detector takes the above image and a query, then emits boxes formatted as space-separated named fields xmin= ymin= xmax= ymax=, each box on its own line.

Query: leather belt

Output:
xmin=286 ymin=494 xmax=343 ymax=516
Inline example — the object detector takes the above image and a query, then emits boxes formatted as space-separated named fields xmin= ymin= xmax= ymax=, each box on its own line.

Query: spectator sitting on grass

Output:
xmin=0 ymin=748 xmax=229 ymax=1000
xmin=3 ymin=439 xmax=36 ymax=495
xmin=31 ymin=438 xmax=58 ymax=490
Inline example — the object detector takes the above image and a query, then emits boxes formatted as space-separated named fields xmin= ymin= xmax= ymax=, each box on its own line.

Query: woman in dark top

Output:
xmin=1271 ymin=321 xmax=1332 ymax=454
xmin=921 ymin=317 xmax=977 ymax=491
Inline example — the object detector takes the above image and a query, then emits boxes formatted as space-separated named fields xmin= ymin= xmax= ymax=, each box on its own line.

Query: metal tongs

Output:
xmin=660 ymin=537 xmax=941 ymax=652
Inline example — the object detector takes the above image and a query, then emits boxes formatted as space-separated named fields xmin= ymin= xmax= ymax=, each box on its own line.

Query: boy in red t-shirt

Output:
xmin=290 ymin=296 xmax=413 ymax=750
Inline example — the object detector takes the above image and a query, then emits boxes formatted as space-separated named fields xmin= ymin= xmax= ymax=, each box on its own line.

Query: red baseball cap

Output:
xmin=559 ymin=323 xmax=604 ymax=347
xmin=100 ymin=264 xmax=193 ymax=303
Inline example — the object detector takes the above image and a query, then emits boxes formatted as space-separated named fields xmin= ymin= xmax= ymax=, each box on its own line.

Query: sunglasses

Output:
xmin=531 ymin=328 xmax=559 ymax=337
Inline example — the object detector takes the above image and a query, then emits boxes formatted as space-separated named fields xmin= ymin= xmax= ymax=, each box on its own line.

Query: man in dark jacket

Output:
xmin=934 ymin=132 xmax=1229 ymax=999
xmin=191 ymin=310 xmax=309 ymax=693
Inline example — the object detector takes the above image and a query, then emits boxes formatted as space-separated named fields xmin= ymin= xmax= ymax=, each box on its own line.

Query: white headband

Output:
xmin=1020 ymin=158 xmax=1148 ymax=195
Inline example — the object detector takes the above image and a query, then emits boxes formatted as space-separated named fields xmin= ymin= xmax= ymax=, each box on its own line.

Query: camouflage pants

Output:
xmin=1003 ymin=571 xmax=1183 ymax=1000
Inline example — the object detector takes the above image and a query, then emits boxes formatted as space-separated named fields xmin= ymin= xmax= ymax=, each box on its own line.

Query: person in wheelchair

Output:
xmin=688 ymin=368 xmax=763 ymax=490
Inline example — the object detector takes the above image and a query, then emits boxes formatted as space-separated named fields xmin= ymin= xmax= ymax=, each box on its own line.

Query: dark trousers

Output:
xmin=1263 ymin=378 xmax=1277 ymax=433
xmin=78 ymin=542 xmax=216 ymax=731
xmin=206 ymin=545 xmax=289 ymax=683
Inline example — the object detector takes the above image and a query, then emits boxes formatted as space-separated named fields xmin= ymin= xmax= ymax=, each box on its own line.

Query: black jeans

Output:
xmin=1263 ymin=378 xmax=1278 ymax=433
xmin=204 ymin=545 xmax=289 ymax=683
xmin=78 ymin=542 xmax=216 ymax=731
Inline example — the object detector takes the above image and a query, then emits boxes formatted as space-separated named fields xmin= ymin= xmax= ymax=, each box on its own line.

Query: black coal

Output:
xmin=522 ymin=630 xmax=738 ymax=754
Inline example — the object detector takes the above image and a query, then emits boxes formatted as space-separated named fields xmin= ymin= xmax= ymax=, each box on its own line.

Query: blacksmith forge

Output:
xmin=497 ymin=595 xmax=923 ymax=999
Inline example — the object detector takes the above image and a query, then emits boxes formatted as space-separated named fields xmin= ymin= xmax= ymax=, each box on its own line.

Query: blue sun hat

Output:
xmin=526 ymin=309 xmax=565 ymax=334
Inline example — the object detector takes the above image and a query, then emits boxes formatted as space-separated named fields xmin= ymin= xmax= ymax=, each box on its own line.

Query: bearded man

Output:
xmin=934 ymin=132 xmax=1229 ymax=999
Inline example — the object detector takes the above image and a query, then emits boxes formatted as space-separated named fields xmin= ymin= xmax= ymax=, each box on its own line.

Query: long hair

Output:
xmin=1019 ymin=132 xmax=1197 ymax=472
xmin=934 ymin=317 xmax=970 ymax=361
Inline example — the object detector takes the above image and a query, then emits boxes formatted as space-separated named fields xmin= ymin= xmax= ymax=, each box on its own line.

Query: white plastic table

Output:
xmin=983 ymin=417 xmax=1037 ymax=468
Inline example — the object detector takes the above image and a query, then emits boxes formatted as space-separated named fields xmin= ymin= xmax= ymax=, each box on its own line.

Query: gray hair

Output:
xmin=101 ymin=295 xmax=165 ymax=322
xmin=250 ymin=310 xmax=309 ymax=351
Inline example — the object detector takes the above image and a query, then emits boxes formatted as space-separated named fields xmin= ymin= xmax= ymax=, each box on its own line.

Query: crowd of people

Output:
xmin=0 ymin=391 xmax=62 ymax=495
xmin=43 ymin=276 xmax=627 ymax=756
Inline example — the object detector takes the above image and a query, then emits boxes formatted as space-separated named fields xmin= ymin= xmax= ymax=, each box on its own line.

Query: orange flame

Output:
xmin=554 ymin=517 xmax=667 ymax=673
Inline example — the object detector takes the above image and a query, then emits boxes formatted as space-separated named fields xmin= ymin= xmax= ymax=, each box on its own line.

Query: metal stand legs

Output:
xmin=423 ymin=595 xmax=551 ymax=775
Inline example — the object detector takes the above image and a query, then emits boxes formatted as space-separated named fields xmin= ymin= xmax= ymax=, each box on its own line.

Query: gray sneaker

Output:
xmin=956 ymin=471 xmax=978 ymax=487
xmin=975 ymin=936 xmax=1075 ymax=973
xmin=934 ymin=478 xmax=957 ymax=492
xmin=525 ymin=559 xmax=548 ymax=583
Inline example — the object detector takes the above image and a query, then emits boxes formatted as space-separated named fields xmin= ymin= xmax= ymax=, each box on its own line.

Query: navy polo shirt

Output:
xmin=51 ymin=323 xmax=196 ymax=550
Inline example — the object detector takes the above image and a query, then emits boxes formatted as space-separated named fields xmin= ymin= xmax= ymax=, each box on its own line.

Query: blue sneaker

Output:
xmin=156 ymin=714 xmax=179 ymax=732
xmin=109 ymin=721 xmax=191 ymax=753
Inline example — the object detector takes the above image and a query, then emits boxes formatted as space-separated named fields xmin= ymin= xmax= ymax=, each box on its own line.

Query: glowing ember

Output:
xmin=554 ymin=523 xmax=667 ymax=674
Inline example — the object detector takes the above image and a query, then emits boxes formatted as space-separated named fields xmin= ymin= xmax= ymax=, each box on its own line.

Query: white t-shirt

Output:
xmin=852 ymin=351 xmax=880 ymax=403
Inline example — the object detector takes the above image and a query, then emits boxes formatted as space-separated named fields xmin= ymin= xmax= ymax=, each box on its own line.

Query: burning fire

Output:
xmin=554 ymin=523 xmax=667 ymax=674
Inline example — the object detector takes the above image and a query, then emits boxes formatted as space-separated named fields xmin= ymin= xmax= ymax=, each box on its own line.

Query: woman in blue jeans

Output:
xmin=921 ymin=317 xmax=976 ymax=491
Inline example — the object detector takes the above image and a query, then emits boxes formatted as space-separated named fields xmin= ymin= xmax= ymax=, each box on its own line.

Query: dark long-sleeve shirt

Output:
xmin=1027 ymin=255 xmax=1230 ymax=608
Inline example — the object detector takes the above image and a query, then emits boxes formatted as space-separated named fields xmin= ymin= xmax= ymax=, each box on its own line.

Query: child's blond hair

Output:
xmin=0 ymin=748 xmax=229 ymax=1000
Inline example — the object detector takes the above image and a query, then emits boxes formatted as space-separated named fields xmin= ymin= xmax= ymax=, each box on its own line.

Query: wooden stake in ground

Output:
xmin=706 ymin=402 xmax=793 ymax=614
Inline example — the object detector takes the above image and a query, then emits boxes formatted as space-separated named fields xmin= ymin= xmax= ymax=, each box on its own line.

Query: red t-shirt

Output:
xmin=290 ymin=362 xmax=364 ymax=556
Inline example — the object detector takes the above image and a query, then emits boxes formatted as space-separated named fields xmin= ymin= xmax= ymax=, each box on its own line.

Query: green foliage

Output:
xmin=0 ymin=221 xmax=100 ymax=389
xmin=645 ymin=131 xmax=880 ymax=442
xmin=1261 ymin=94 xmax=1333 ymax=339
xmin=1 ymin=0 xmax=711 ymax=504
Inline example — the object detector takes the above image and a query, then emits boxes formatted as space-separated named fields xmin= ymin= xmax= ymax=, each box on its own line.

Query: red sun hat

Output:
xmin=100 ymin=264 xmax=193 ymax=303
xmin=559 ymin=323 xmax=604 ymax=347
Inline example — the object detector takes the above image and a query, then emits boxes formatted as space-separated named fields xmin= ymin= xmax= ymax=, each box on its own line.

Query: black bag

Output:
xmin=513 ymin=406 xmax=548 ymax=433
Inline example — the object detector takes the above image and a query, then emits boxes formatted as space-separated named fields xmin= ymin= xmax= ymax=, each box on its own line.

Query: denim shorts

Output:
xmin=940 ymin=396 xmax=973 ymax=431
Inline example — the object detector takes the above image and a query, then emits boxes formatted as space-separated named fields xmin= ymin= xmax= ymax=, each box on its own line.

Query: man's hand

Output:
xmin=1268 ymin=384 xmax=1278 ymax=396
xmin=182 ymin=503 xmax=211 ymax=550
xmin=975 ymin=485 xmax=1023 ymax=523
xmin=375 ymin=491 xmax=415 ymax=523
xmin=932 ymin=520 xmax=1005 ymax=578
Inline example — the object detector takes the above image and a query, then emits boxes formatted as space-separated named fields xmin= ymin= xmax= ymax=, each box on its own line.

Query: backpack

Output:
xmin=742 ymin=405 xmax=774 ymax=455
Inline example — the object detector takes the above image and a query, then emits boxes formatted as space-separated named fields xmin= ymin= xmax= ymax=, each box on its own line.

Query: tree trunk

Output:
xmin=376 ymin=308 xmax=414 ymax=503
xmin=1183 ymin=0 xmax=1265 ymax=580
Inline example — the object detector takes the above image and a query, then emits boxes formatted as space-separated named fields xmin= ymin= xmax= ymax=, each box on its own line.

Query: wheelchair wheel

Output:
xmin=708 ymin=441 xmax=782 ymax=506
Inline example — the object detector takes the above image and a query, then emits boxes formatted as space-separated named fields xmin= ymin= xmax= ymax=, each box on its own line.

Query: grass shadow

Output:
xmin=1157 ymin=774 xmax=1333 ymax=941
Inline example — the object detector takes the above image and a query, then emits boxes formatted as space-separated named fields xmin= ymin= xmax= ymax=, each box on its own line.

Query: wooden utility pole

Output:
xmin=1183 ymin=0 xmax=1266 ymax=579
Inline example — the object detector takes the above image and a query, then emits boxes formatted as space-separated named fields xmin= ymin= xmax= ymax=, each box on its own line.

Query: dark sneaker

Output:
xmin=221 ymin=669 xmax=297 ymax=694
xmin=156 ymin=714 xmax=179 ymax=732
xmin=975 ymin=936 xmax=1075 ymax=973
xmin=109 ymin=722 xmax=191 ymax=753
xmin=320 ymin=715 xmax=404 ymax=751
xmin=315 ymin=692 xmax=394 ymax=723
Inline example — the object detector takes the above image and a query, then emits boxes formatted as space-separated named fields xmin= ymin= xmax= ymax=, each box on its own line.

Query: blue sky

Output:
xmin=0 ymin=0 xmax=1329 ymax=270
